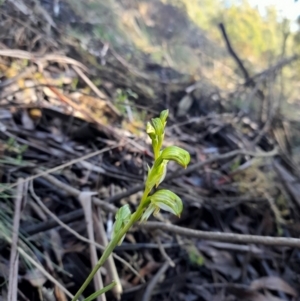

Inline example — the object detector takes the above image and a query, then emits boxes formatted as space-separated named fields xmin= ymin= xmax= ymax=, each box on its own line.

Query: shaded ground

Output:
xmin=1 ymin=1 xmax=300 ymax=301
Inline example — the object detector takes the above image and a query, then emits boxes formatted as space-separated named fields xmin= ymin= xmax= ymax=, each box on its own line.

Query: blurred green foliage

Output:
xmin=167 ymin=0 xmax=294 ymax=65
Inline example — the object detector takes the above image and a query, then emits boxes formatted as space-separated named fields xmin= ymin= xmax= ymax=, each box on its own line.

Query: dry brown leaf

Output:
xmin=43 ymin=86 xmax=60 ymax=99
xmin=248 ymin=292 xmax=283 ymax=301
xmin=132 ymin=261 xmax=161 ymax=285
xmin=79 ymin=191 xmax=106 ymax=301
xmin=250 ymin=276 xmax=297 ymax=297
xmin=54 ymin=285 xmax=68 ymax=301
xmin=23 ymin=269 xmax=47 ymax=287
xmin=0 ymin=63 xmax=8 ymax=73
xmin=28 ymin=108 xmax=42 ymax=120
xmin=50 ymin=230 xmax=64 ymax=268
xmin=121 ymin=119 xmax=144 ymax=136
xmin=198 ymin=244 xmax=241 ymax=280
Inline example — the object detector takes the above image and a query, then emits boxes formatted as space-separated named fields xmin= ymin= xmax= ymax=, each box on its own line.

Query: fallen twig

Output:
xmin=94 ymin=209 xmax=123 ymax=299
xmin=141 ymin=222 xmax=300 ymax=248
xmin=248 ymin=55 xmax=299 ymax=84
xmin=8 ymin=179 xmax=24 ymax=301
xmin=141 ymin=261 xmax=170 ymax=301
xmin=79 ymin=192 xmax=106 ymax=301
xmin=155 ymin=235 xmax=175 ymax=267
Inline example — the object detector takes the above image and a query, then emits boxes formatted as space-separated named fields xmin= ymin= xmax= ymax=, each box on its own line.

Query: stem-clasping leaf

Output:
xmin=146 ymin=159 xmax=168 ymax=191
xmin=146 ymin=146 xmax=190 ymax=192
xmin=141 ymin=189 xmax=183 ymax=221
xmin=111 ymin=204 xmax=131 ymax=245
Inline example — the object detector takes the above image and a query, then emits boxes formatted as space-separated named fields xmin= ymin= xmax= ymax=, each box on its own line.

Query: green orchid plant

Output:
xmin=71 ymin=110 xmax=190 ymax=301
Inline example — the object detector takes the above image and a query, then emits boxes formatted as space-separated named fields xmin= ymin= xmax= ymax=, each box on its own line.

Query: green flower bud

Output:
xmin=146 ymin=122 xmax=156 ymax=140
xmin=159 ymin=109 xmax=169 ymax=126
xmin=151 ymin=117 xmax=164 ymax=136
xmin=146 ymin=159 xmax=168 ymax=192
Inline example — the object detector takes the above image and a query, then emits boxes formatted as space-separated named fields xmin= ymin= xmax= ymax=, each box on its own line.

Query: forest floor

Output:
xmin=1 ymin=1 xmax=300 ymax=301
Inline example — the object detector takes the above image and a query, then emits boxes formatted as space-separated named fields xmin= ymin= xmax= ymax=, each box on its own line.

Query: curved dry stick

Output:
xmin=8 ymin=179 xmax=24 ymax=301
xmin=141 ymin=222 xmax=300 ymax=248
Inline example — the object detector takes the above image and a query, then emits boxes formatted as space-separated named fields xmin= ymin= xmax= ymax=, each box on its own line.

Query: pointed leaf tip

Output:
xmin=159 ymin=109 xmax=169 ymax=125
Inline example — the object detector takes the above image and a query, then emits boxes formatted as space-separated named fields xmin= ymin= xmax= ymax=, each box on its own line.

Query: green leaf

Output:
xmin=148 ymin=189 xmax=183 ymax=217
xmin=140 ymin=189 xmax=183 ymax=221
xmin=159 ymin=146 xmax=190 ymax=168
xmin=112 ymin=204 xmax=131 ymax=245
xmin=140 ymin=203 xmax=155 ymax=222
xmin=83 ymin=281 xmax=116 ymax=301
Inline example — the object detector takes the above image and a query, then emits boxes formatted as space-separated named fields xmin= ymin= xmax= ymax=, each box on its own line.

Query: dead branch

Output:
xmin=219 ymin=22 xmax=264 ymax=100
xmin=141 ymin=222 xmax=300 ymax=248
xmin=248 ymin=55 xmax=299 ymax=84
xmin=141 ymin=261 xmax=170 ymax=301
xmin=8 ymin=179 xmax=24 ymax=301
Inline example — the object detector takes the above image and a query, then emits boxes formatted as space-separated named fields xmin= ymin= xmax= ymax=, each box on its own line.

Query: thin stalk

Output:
xmin=71 ymin=192 xmax=148 ymax=301
xmin=72 ymin=109 xmax=189 ymax=301
xmin=83 ymin=281 xmax=116 ymax=301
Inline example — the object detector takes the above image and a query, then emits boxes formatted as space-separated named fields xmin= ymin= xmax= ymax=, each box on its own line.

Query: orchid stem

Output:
xmin=71 ymin=193 xmax=148 ymax=301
